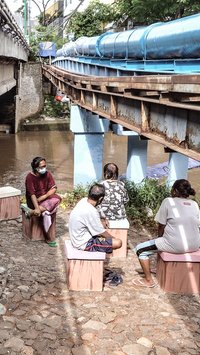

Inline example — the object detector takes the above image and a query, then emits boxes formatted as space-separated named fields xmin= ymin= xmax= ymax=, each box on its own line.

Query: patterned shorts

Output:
xmin=84 ymin=236 xmax=113 ymax=253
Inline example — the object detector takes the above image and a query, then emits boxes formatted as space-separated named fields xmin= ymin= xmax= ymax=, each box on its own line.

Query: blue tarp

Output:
xmin=120 ymin=158 xmax=200 ymax=181
xmin=147 ymin=158 xmax=200 ymax=179
xmin=38 ymin=42 xmax=56 ymax=57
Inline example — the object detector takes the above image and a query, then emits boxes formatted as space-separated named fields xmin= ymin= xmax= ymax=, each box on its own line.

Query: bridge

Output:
xmin=0 ymin=0 xmax=28 ymax=95
xmin=0 ymin=0 xmax=44 ymax=133
xmin=1 ymin=6 xmax=200 ymax=186
xmin=42 ymin=64 xmax=200 ymax=185
xmin=41 ymin=13 xmax=200 ymax=186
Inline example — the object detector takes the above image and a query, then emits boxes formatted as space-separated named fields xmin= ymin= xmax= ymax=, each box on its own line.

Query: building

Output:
xmin=45 ymin=0 xmax=64 ymax=38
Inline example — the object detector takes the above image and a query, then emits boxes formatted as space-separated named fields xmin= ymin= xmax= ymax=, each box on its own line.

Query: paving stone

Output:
xmin=71 ymin=345 xmax=92 ymax=355
xmin=82 ymin=320 xmax=107 ymax=330
xmin=21 ymin=346 xmax=34 ymax=355
xmin=137 ymin=337 xmax=153 ymax=348
xmin=0 ymin=330 xmax=10 ymax=341
xmin=155 ymin=346 xmax=171 ymax=355
xmin=4 ymin=336 xmax=24 ymax=351
xmin=122 ymin=343 xmax=151 ymax=355
xmin=0 ymin=304 xmax=6 ymax=315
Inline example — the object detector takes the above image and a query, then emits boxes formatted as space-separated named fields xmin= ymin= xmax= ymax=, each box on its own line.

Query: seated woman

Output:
xmin=23 ymin=156 xmax=61 ymax=246
xmin=133 ymin=179 xmax=200 ymax=288
xmin=97 ymin=163 xmax=129 ymax=225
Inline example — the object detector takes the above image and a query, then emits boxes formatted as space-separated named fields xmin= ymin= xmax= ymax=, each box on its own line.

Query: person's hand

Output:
xmin=101 ymin=218 xmax=109 ymax=228
xmin=33 ymin=208 xmax=41 ymax=217
xmin=104 ymin=219 xmax=109 ymax=228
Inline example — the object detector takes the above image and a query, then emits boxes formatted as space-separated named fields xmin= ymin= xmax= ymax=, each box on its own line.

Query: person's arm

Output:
xmin=30 ymin=195 xmax=41 ymax=216
xmin=101 ymin=218 xmax=109 ymax=229
xmin=37 ymin=186 xmax=57 ymax=202
xmin=100 ymin=230 xmax=116 ymax=239
xmin=157 ymin=223 xmax=165 ymax=237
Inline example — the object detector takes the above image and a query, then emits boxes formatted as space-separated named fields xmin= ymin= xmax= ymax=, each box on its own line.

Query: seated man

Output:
xmin=68 ymin=183 xmax=122 ymax=253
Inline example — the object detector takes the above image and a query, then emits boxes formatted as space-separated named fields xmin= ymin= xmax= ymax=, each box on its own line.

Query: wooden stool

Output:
xmin=108 ymin=219 xmax=129 ymax=258
xmin=0 ymin=186 xmax=21 ymax=221
xmin=22 ymin=210 xmax=56 ymax=241
xmin=156 ymin=250 xmax=200 ymax=294
xmin=65 ymin=241 xmax=106 ymax=291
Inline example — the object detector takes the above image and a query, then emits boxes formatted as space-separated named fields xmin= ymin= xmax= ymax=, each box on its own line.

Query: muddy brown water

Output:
xmin=0 ymin=130 xmax=200 ymax=197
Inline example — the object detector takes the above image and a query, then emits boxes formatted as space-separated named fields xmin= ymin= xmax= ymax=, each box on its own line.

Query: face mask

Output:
xmin=37 ymin=167 xmax=47 ymax=175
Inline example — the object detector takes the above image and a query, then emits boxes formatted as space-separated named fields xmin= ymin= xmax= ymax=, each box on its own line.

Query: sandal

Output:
xmin=132 ymin=278 xmax=158 ymax=288
xmin=47 ymin=241 xmax=57 ymax=247
xmin=109 ymin=275 xmax=123 ymax=286
xmin=104 ymin=270 xmax=117 ymax=281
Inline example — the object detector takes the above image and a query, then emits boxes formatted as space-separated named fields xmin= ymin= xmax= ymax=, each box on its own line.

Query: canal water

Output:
xmin=0 ymin=130 xmax=199 ymax=197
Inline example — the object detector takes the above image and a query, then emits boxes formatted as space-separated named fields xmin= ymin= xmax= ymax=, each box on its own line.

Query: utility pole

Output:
xmin=23 ymin=0 xmax=29 ymax=43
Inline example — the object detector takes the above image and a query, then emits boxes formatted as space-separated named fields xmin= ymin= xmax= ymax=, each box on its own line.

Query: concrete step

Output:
xmin=0 ymin=124 xmax=11 ymax=133
xmin=21 ymin=119 xmax=69 ymax=131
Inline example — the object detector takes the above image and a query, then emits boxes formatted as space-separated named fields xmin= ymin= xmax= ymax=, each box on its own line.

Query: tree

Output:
xmin=31 ymin=0 xmax=53 ymax=26
xmin=67 ymin=0 xmax=115 ymax=39
xmin=114 ymin=0 xmax=200 ymax=27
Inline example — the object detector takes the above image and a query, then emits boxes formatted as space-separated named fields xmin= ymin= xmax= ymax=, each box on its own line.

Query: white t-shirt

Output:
xmin=68 ymin=197 xmax=106 ymax=250
xmin=155 ymin=197 xmax=200 ymax=253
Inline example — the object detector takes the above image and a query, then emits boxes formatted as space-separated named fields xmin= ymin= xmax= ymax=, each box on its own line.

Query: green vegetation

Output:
xmin=59 ymin=179 xmax=171 ymax=228
xmin=114 ymin=0 xmax=200 ymax=26
xmin=29 ymin=25 xmax=64 ymax=61
xmin=27 ymin=0 xmax=200 ymax=61
xmin=67 ymin=0 xmax=114 ymax=39
xmin=125 ymin=179 xmax=170 ymax=227
xmin=60 ymin=185 xmax=89 ymax=210
xmin=43 ymin=95 xmax=70 ymax=118
xmin=66 ymin=0 xmax=200 ymax=40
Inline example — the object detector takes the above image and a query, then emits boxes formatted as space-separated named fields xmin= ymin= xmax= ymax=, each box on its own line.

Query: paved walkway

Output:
xmin=0 ymin=208 xmax=200 ymax=354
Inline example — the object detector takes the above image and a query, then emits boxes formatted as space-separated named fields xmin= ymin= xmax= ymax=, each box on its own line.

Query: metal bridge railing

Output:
xmin=0 ymin=0 xmax=29 ymax=51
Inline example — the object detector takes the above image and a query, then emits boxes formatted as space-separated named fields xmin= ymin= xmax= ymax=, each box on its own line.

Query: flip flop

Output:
xmin=109 ymin=275 xmax=123 ymax=286
xmin=136 ymin=268 xmax=157 ymax=275
xmin=132 ymin=278 xmax=158 ymax=288
xmin=104 ymin=271 xmax=117 ymax=281
xmin=47 ymin=241 xmax=57 ymax=247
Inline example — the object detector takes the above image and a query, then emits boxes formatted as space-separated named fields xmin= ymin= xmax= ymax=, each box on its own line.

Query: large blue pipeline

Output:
xmin=54 ymin=13 xmax=200 ymax=74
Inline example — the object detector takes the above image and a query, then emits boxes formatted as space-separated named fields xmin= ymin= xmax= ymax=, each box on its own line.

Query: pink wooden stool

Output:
xmin=156 ymin=250 xmax=200 ymax=294
xmin=107 ymin=219 xmax=129 ymax=258
xmin=65 ymin=241 xmax=106 ymax=291
xmin=0 ymin=186 xmax=21 ymax=221
xmin=22 ymin=210 xmax=56 ymax=242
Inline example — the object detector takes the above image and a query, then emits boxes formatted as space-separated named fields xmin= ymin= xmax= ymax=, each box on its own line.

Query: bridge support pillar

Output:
xmin=70 ymin=105 xmax=109 ymax=186
xmin=167 ymin=152 xmax=188 ymax=187
xmin=112 ymin=124 xmax=148 ymax=183
xmin=127 ymin=135 xmax=148 ymax=183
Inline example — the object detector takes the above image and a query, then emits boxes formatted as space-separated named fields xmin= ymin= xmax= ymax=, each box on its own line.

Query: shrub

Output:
xmin=43 ymin=95 xmax=70 ymax=118
xmin=60 ymin=184 xmax=89 ymax=209
xmin=125 ymin=179 xmax=170 ymax=227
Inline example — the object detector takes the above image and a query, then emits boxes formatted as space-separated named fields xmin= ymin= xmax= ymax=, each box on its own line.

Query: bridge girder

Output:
xmin=43 ymin=65 xmax=200 ymax=161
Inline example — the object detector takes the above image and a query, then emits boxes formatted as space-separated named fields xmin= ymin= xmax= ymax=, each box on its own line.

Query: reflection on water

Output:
xmin=0 ymin=131 xmax=74 ymax=194
xmin=0 ymin=131 xmax=200 ymax=197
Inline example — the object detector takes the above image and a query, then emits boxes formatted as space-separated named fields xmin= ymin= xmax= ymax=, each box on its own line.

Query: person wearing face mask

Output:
xmin=23 ymin=157 xmax=61 ymax=246
xmin=68 ymin=183 xmax=122 ymax=253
